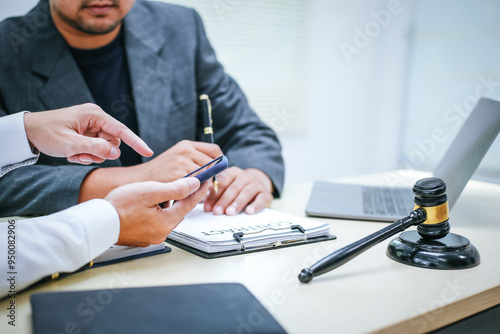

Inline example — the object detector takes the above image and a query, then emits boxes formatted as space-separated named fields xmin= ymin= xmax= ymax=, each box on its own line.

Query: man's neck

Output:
xmin=51 ymin=12 xmax=121 ymax=50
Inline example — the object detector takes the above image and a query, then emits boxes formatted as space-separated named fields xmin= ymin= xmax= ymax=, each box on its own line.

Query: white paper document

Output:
xmin=168 ymin=204 xmax=331 ymax=253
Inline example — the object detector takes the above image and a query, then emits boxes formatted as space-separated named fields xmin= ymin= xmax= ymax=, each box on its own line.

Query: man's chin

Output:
xmin=76 ymin=20 xmax=121 ymax=35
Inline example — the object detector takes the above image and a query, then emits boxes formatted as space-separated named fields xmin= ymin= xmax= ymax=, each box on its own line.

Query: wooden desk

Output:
xmin=2 ymin=172 xmax=500 ymax=333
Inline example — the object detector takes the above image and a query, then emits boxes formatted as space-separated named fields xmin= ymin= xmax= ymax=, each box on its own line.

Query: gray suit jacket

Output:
xmin=0 ymin=0 xmax=284 ymax=216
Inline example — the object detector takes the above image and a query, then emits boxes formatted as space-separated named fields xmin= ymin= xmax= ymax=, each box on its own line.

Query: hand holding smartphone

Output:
xmin=160 ymin=156 xmax=228 ymax=208
xmin=184 ymin=155 xmax=228 ymax=184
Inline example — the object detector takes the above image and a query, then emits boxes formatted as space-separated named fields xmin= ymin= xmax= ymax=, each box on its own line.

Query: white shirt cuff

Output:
xmin=0 ymin=112 xmax=39 ymax=177
xmin=69 ymin=199 xmax=121 ymax=258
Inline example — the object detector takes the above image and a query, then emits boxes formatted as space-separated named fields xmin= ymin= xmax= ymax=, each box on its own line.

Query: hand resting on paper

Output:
xmin=203 ymin=167 xmax=273 ymax=216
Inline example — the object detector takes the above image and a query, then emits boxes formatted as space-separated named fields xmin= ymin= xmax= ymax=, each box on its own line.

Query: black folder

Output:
xmin=31 ymin=283 xmax=286 ymax=334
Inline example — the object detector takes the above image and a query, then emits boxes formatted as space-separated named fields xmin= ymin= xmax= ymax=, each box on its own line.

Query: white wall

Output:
xmin=162 ymin=0 xmax=412 ymax=184
xmin=401 ymin=0 xmax=500 ymax=183
xmin=0 ymin=0 xmax=413 ymax=185
xmin=284 ymin=0 xmax=411 ymax=183
xmin=0 ymin=0 xmax=36 ymax=19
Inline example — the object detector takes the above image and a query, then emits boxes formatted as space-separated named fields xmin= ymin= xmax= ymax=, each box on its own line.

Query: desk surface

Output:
xmin=2 ymin=171 xmax=500 ymax=334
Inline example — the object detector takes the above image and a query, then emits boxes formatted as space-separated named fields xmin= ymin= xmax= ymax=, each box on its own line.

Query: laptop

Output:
xmin=305 ymin=97 xmax=500 ymax=222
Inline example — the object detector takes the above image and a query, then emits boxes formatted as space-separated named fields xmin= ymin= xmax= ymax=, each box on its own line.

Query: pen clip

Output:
xmin=200 ymin=94 xmax=212 ymax=119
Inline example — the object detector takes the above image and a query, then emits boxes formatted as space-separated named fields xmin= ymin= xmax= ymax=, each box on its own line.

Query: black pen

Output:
xmin=200 ymin=94 xmax=218 ymax=193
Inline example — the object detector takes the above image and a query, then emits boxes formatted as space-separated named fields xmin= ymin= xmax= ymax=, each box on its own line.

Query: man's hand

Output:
xmin=79 ymin=140 xmax=275 ymax=216
xmin=203 ymin=167 xmax=273 ymax=216
xmin=79 ymin=140 xmax=222 ymax=202
xmin=23 ymin=103 xmax=153 ymax=164
xmin=136 ymin=140 xmax=223 ymax=182
xmin=104 ymin=177 xmax=207 ymax=247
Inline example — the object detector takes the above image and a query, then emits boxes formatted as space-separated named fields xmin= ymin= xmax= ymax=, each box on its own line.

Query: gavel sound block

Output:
xmin=387 ymin=178 xmax=479 ymax=270
xmin=299 ymin=178 xmax=480 ymax=283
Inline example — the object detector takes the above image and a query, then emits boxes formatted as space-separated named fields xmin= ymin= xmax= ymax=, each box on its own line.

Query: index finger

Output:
xmin=97 ymin=114 xmax=154 ymax=158
xmin=115 ymin=126 xmax=154 ymax=157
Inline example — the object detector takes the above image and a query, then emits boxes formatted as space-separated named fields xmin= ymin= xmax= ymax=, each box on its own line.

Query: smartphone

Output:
xmin=184 ymin=155 xmax=228 ymax=183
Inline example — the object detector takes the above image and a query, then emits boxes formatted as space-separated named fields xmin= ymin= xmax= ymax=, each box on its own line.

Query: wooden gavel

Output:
xmin=299 ymin=178 xmax=451 ymax=283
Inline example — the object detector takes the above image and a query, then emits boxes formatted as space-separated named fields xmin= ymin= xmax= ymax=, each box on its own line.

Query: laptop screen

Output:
xmin=433 ymin=98 xmax=500 ymax=209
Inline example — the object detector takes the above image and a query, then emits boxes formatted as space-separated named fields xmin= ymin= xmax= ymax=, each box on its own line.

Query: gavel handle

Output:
xmin=299 ymin=209 xmax=426 ymax=283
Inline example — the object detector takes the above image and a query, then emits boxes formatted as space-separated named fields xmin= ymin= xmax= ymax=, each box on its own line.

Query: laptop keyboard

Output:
xmin=362 ymin=187 xmax=414 ymax=217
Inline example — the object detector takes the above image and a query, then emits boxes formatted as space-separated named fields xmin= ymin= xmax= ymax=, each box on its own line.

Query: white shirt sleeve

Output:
xmin=0 ymin=199 xmax=120 ymax=298
xmin=0 ymin=112 xmax=39 ymax=177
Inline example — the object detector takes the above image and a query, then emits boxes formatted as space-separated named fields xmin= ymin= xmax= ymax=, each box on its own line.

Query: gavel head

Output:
xmin=413 ymin=177 xmax=450 ymax=239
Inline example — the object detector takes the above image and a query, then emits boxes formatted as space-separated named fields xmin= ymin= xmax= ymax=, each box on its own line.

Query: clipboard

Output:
xmin=166 ymin=234 xmax=337 ymax=259
xmin=167 ymin=204 xmax=335 ymax=258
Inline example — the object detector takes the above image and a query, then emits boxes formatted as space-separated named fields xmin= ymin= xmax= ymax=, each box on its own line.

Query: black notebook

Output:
xmin=31 ymin=283 xmax=286 ymax=334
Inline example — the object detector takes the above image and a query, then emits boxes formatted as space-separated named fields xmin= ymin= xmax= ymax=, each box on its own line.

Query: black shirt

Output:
xmin=69 ymin=29 xmax=142 ymax=166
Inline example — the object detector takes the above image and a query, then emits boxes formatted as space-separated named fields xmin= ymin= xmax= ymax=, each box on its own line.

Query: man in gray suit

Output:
xmin=0 ymin=0 xmax=284 ymax=217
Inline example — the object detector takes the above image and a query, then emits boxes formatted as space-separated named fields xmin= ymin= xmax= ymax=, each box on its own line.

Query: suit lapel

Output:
xmin=124 ymin=3 xmax=173 ymax=157
xmin=35 ymin=51 xmax=94 ymax=110
xmin=28 ymin=0 xmax=178 ymax=157
xmin=28 ymin=1 xmax=93 ymax=110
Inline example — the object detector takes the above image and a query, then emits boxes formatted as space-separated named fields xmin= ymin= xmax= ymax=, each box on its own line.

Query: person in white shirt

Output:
xmin=0 ymin=104 xmax=207 ymax=298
